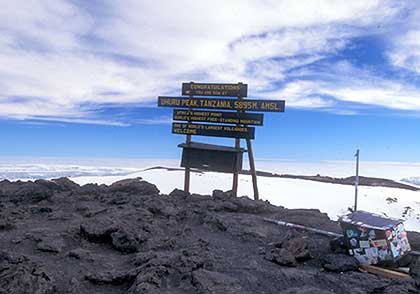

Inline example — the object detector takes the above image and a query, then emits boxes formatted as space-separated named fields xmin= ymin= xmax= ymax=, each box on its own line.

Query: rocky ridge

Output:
xmin=0 ymin=177 xmax=420 ymax=293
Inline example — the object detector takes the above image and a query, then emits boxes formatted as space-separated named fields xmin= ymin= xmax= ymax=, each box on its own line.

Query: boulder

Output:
xmin=80 ymin=217 xmax=119 ymax=243
xmin=144 ymin=197 xmax=177 ymax=217
xmin=85 ymin=269 xmax=138 ymax=285
xmin=34 ymin=179 xmax=62 ymax=191
xmin=322 ymin=254 xmax=360 ymax=272
xmin=169 ymin=188 xmax=189 ymax=198
xmin=109 ymin=178 xmax=159 ymax=195
xmin=133 ymin=251 xmax=158 ymax=266
xmin=0 ymin=251 xmax=56 ymax=294
xmin=283 ymin=236 xmax=312 ymax=262
xmin=212 ymin=190 xmax=234 ymax=200
xmin=127 ymin=265 xmax=171 ymax=293
xmin=111 ymin=229 xmax=141 ymax=253
xmin=25 ymin=229 xmax=66 ymax=254
xmin=51 ymin=177 xmax=80 ymax=191
xmin=36 ymin=237 xmax=65 ymax=253
xmin=77 ymin=183 xmax=105 ymax=196
xmin=233 ymin=196 xmax=275 ymax=214
xmin=265 ymin=247 xmax=297 ymax=267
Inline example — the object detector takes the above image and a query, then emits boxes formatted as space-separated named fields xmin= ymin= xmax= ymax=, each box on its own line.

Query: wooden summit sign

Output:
xmin=157 ymin=82 xmax=285 ymax=200
xmin=172 ymin=122 xmax=255 ymax=139
xmin=173 ymin=109 xmax=263 ymax=126
xmin=158 ymin=96 xmax=285 ymax=112
xmin=182 ymin=82 xmax=248 ymax=97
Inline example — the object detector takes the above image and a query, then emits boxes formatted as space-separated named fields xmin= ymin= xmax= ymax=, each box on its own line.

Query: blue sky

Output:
xmin=0 ymin=1 xmax=420 ymax=162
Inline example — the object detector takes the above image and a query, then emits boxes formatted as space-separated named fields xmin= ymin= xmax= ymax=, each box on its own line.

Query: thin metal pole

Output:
xmin=354 ymin=149 xmax=360 ymax=211
xmin=263 ymin=218 xmax=343 ymax=238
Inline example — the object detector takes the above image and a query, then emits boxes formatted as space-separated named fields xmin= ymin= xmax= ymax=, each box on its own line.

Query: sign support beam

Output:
xmin=232 ymin=83 xmax=242 ymax=197
xmin=246 ymin=138 xmax=259 ymax=200
xmin=232 ymin=83 xmax=259 ymax=200
xmin=183 ymin=82 xmax=193 ymax=194
xmin=184 ymin=133 xmax=191 ymax=194
xmin=232 ymin=136 xmax=240 ymax=196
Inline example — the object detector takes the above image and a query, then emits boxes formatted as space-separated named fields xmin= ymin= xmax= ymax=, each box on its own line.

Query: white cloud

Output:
xmin=260 ymin=80 xmax=334 ymax=108
xmin=0 ymin=0 xmax=417 ymax=124
xmin=250 ymin=60 xmax=420 ymax=112
xmin=389 ymin=30 xmax=420 ymax=74
xmin=387 ymin=5 xmax=420 ymax=74
xmin=286 ymin=61 xmax=420 ymax=111
xmin=0 ymin=0 xmax=92 ymax=50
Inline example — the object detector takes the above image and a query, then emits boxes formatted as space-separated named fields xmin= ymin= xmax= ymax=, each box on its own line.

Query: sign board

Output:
xmin=173 ymin=109 xmax=264 ymax=126
xmin=172 ymin=123 xmax=255 ymax=139
xmin=178 ymin=142 xmax=245 ymax=173
xmin=158 ymin=96 xmax=285 ymax=112
xmin=182 ymin=82 xmax=248 ymax=97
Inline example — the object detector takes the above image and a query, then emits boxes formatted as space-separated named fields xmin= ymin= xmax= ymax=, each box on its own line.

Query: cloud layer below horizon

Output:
xmin=0 ymin=0 xmax=419 ymax=125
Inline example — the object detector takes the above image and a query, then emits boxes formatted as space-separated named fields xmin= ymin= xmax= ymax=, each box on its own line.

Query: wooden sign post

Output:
xmin=232 ymin=84 xmax=243 ymax=197
xmin=184 ymin=83 xmax=194 ymax=193
xmin=158 ymin=82 xmax=285 ymax=200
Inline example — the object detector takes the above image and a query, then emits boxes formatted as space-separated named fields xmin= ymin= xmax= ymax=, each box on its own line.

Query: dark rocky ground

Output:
xmin=1 ymin=177 xmax=420 ymax=293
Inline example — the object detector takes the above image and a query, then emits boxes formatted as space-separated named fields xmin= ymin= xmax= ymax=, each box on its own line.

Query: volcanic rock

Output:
xmin=169 ymin=188 xmax=189 ymax=198
xmin=0 ymin=177 xmax=419 ymax=293
xmin=0 ymin=181 xmax=54 ymax=203
xmin=265 ymin=247 xmax=297 ymax=267
xmin=30 ymin=206 xmax=53 ymax=214
xmin=283 ymin=235 xmax=312 ymax=261
xmin=85 ymin=269 xmax=138 ymax=285
xmin=68 ymin=248 xmax=95 ymax=262
xmin=192 ymin=269 xmax=250 ymax=294
xmin=322 ymin=254 xmax=360 ymax=272
xmin=109 ymin=178 xmax=159 ymax=195
xmin=51 ymin=177 xmax=80 ymax=191
xmin=80 ymin=217 xmax=119 ymax=243
xmin=410 ymin=257 xmax=420 ymax=278
xmin=0 ymin=251 xmax=56 ymax=294
xmin=111 ymin=229 xmax=142 ymax=253
xmin=36 ymin=237 xmax=65 ymax=253
xmin=0 ymin=218 xmax=15 ymax=231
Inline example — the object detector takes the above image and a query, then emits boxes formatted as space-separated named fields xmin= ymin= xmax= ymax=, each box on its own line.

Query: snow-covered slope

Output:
xmin=71 ymin=168 xmax=420 ymax=232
